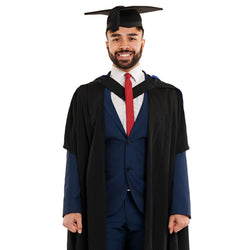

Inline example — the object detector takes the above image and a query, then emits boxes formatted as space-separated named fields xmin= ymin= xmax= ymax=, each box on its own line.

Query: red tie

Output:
xmin=124 ymin=73 xmax=134 ymax=136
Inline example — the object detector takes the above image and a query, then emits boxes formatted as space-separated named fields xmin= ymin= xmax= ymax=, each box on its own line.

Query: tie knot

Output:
xmin=125 ymin=73 xmax=131 ymax=79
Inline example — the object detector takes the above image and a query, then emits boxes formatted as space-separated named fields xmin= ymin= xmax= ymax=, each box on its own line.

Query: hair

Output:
xmin=105 ymin=26 xmax=144 ymax=39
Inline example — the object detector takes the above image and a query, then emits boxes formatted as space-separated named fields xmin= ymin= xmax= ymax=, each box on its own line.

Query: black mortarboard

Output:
xmin=85 ymin=6 xmax=163 ymax=32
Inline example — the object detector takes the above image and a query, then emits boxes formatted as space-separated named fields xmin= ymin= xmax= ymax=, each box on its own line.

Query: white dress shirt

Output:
xmin=109 ymin=65 xmax=145 ymax=134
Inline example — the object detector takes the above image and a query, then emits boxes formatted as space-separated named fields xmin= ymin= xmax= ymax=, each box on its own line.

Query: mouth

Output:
xmin=116 ymin=51 xmax=134 ymax=60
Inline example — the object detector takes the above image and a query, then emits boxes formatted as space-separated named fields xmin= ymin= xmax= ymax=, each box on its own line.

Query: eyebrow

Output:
xmin=110 ymin=33 xmax=139 ymax=37
xmin=127 ymin=33 xmax=139 ymax=37
xmin=111 ymin=34 xmax=121 ymax=37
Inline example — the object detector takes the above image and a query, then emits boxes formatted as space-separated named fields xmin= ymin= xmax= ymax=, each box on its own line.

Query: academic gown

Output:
xmin=63 ymin=74 xmax=190 ymax=250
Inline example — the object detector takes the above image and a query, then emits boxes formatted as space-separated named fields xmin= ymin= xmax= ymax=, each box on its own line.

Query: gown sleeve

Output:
xmin=63 ymin=90 xmax=78 ymax=154
xmin=176 ymin=90 xmax=189 ymax=154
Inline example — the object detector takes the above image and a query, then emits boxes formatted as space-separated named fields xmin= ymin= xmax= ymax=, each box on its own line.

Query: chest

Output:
xmin=104 ymin=88 xmax=148 ymax=139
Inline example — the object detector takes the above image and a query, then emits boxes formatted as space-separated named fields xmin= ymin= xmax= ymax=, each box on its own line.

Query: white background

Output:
xmin=0 ymin=0 xmax=250 ymax=249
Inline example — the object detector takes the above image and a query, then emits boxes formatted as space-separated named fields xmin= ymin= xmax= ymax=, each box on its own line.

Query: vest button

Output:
xmin=127 ymin=139 xmax=131 ymax=144
xmin=126 ymin=167 xmax=131 ymax=171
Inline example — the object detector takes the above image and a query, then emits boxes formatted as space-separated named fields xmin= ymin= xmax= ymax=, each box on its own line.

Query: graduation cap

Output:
xmin=85 ymin=6 xmax=163 ymax=32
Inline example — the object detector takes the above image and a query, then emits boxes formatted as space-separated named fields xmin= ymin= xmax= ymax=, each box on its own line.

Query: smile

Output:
xmin=116 ymin=52 xmax=133 ymax=60
xmin=120 ymin=53 xmax=131 ymax=57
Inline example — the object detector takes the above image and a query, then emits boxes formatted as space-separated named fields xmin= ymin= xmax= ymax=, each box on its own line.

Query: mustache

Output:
xmin=115 ymin=50 xmax=135 ymax=55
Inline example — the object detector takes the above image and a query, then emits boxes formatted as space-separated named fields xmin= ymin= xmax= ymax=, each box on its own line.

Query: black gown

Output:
xmin=63 ymin=74 xmax=190 ymax=250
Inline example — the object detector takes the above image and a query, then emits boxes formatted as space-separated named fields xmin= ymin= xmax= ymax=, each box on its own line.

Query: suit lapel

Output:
xmin=104 ymin=88 xmax=127 ymax=136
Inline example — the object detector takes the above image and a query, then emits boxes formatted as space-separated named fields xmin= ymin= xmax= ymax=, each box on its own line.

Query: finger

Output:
xmin=173 ymin=219 xmax=188 ymax=233
xmin=168 ymin=216 xmax=175 ymax=234
xmin=76 ymin=215 xmax=83 ymax=234
xmin=63 ymin=218 xmax=77 ymax=233
xmin=64 ymin=219 xmax=77 ymax=233
xmin=173 ymin=223 xmax=183 ymax=233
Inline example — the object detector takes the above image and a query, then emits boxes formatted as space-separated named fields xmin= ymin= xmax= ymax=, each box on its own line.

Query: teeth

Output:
xmin=120 ymin=54 xmax=130 ymax=57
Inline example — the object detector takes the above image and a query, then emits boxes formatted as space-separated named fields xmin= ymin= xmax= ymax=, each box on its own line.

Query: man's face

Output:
xmin=106 ymin=27 xmax=145 ymax=71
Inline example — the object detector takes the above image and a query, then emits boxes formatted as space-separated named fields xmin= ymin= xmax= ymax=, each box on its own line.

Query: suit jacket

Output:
xmin=104 ymin=88 xmax=148 ymax=216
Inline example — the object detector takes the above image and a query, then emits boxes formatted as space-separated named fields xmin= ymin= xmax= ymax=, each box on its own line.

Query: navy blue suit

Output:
xmin=104 ymin=88 xmax=148 ymax=216
xmin=104 ymin=88 xmax=148 ymax=249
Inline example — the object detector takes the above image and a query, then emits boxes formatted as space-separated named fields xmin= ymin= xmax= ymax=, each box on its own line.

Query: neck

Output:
xmin=113 ymin=62 xmax=140 ymax=72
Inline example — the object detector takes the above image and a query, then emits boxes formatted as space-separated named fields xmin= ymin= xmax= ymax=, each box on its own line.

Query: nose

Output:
xmin=119 ymin=39 xmax=129 ymax=50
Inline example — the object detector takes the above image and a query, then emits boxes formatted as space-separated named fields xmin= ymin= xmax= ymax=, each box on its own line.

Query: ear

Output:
xmin=105 ymin=41 xmax=109 ymax=51
xmin=141 ymin=39 xmax=145 ymax=52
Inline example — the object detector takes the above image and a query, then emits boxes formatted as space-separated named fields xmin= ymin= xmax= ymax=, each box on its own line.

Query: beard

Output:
xmin=108 ymin=46 xmax=143 ymax=70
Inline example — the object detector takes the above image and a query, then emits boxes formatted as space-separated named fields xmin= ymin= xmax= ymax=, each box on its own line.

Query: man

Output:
xmin=62 ymin=6 xmax=191 ymax=250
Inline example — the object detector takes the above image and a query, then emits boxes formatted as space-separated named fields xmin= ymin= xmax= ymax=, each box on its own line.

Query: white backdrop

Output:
xmin=0 ymin=0 xmax=250 ymax=249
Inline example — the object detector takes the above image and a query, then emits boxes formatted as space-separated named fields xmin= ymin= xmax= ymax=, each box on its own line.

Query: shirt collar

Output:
xmin=110 ymin=64 xmax=145 ymax=87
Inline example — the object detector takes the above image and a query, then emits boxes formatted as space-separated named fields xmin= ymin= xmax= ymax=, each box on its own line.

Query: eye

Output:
xmin=129 ymin=37 xmax=136 ymax=41
xmin=112 ymin=38 xmax=119 ymax=42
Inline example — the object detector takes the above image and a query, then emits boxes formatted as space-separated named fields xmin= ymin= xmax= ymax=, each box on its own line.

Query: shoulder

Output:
xmin=147 ymin=75 xmax=183 ymax=99
xmin=72 ymin=77 xmax=105 ymax=98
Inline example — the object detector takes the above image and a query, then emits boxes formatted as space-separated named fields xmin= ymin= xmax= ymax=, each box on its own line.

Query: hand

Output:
xmin=63 ymin=213 xmax=82 ymax=234
xmin=168 ymin=214 xmax=190 ymax=234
